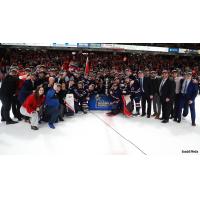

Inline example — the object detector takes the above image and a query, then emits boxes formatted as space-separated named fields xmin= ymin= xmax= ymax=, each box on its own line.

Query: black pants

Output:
xmin=161 ymin=100 xmax=172 ymax=121
xmin=0 ymin=96 xmax=12 ymax=122
xmin=171 ymin=94 xmax=180 ymax=120
xmin=111 ymin=100 xmax=122 ymax=114
xmin=141 ymin=93 xmax=151 ymax=116
xmin=46 ymin=106 xmax=60 ymax=124
xmin=74 ymin=99 xmax=88 ymax=113
xmin=12 ymin=95 xmax=22 ymax=119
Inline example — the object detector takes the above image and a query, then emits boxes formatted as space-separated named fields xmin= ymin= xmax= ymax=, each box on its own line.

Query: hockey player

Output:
xmin=120 ymin=77 xmax=134 ymax=116
xmin=129 ymin=79 xmax=141 ymax=116
xmin=107 ymin=83 xmax=122 ymax=116
xmin=73 ymin=81 xmax=88 ymax=114
xmin=120 ymin=77 xmax=131 ymax=95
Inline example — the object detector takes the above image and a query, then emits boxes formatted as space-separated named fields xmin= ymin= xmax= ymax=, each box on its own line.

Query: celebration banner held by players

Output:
xmin=88 ymin=94 xmax=113 ymax=110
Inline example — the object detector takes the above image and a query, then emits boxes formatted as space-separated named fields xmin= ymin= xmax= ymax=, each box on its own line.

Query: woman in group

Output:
xmin=20 ymin=86 xmax=45 ymax=130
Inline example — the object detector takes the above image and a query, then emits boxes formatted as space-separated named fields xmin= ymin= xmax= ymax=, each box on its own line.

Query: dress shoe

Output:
xmin=141 ymin=114 xmax=146 ymax=117
xmin=59 ymin=117 xmax=64 ymax=121
xmin=6 ymin=120 xmax=18 ymax=125
xmin=173 ymin=118 xmax=177 ymax=122
xmin=159 ymin=117 xmax=164 ymax=120
xmin=147 ymin=115 xmax=150 ymax=118
xmin=24 ymin=119 xmax=30 ymax=123
xmin=1 ymin=118 xmax=6 ymax=122
xmin=31 ymin=126 xmax=38 ymax=130
xmin=161 ymin=120 xmax=169 ymax=123
xmin=192 ymin=122 xmax=196 ymax=126
xmin=177 ymin=120 xmax=181 ymax=123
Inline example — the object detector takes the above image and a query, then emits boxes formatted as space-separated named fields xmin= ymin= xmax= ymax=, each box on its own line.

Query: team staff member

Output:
xmin=138 ymin=71 xmax=153 ymax=118
xmin=20 ymin=86 xmax=45 ymax=130
xmin=0 ymin=68 xmax=19 ymax=124
xmin=159 ymin=70 xmax=175 ymax=123
xmin=177 ymin=72 xmax=198 ymax=126
xmin=171 ymin=70 xmax=183 ymax=122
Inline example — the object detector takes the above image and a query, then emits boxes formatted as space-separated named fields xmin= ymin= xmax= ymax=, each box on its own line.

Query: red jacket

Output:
xmin=22 ymin=94 xmax=45 ymax=114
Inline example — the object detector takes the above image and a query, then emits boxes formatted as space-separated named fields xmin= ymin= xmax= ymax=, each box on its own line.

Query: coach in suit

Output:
xmin=138 ymin=71 xmax=153 ymax=118
xmin=177 ymin=72 xmax=198 ymax=126
xmin=159 ymin=70 xmax=175 ymax=123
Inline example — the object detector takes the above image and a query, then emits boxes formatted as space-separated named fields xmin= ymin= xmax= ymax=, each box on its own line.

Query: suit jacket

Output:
xmin=180 ymin=79 xmax=198 ymax=101
xmin=0 ymin=75 xmax=19 ymax=98
xmin=151 ymin=77 xmax=162 ymax=95
xmin=139 ymin=77 xmax=152 ymax=95
xmin=18 ymin=80 xmax=36 ymax=104
xmin=159 ymin=78 xmax=175 ymax=102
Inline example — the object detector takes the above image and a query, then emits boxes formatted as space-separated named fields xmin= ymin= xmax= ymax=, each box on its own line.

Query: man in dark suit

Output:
xmin=138 ymin=71 xmax=153 ymax=118
xmin=177 ymin=72 xmax=198 ymax=126
xmin=18 ymin=73 xmax=37 ymax=104
xmin=0 ymin=68 xmax=19 ymax=124
xmin=159 ymin=70 xmax=175 ymax=123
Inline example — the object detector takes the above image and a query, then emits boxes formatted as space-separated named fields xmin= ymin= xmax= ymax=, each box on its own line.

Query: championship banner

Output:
xmin=65 ymin=94 xmax=75 ymax=113
xmin=88 ymin=94 xmax=113 ymax=110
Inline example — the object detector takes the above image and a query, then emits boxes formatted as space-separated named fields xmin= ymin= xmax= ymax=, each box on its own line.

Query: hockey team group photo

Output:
xmin=0 ymin=43 xmax=200 ymax=155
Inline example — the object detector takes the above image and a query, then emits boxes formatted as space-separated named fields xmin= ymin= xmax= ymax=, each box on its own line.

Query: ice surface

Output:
xmin=0 ymin=96 xmax=200 ymax=155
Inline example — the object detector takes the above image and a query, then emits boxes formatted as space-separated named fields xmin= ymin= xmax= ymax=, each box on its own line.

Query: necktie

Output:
xmin=159 ymin=80 xmax=164 ymax=95
xmin=140 ymin=78 xmax=144 ymax=92
xmin=183 ymin=80 xmax=188 ymax=94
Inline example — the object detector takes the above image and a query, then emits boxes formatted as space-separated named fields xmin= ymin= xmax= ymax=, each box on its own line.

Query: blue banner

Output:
xmin=88 ymin=94 xmax=113 ymax=110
